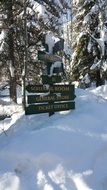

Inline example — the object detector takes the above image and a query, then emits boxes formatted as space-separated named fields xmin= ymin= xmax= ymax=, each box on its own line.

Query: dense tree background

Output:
xmin=71 ymin=0 xmax=107 ymax=87
xmin=0 ymin=0 xmax=71 ymax=102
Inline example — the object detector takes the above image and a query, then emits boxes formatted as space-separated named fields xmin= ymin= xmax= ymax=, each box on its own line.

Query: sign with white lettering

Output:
xmin=26 ymin=84 xmax=74 ymax=93
xmin=25 ymin=102 xmax=75 ymax=115
xmin=28 ymin=94 xmax=75 ymax=104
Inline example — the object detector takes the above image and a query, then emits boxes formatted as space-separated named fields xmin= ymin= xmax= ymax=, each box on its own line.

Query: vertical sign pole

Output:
xmin=47 ymin=62 xmax=54 ymax=116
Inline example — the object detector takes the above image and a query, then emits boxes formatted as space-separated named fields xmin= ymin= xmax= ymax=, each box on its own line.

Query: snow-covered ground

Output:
xmin=0 ymin=85 xmax=107 ymax=190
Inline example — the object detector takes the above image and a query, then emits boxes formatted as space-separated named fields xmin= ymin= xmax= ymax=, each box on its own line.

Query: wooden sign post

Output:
xmin=25 ymin=41 xmax=76 ymax=116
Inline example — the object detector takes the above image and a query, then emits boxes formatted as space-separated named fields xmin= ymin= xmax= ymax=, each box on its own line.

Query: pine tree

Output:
xmin=71 ymin=0 xmax=107 ymax=87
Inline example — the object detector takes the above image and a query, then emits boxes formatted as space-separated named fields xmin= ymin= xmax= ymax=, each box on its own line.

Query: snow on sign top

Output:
xmin=45 ymin=32 xmax=56 ymax=54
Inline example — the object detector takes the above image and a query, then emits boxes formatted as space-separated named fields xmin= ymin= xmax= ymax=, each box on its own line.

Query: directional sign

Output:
xmin=28 ymin=94 xmax=75 ymax=104
xmin=42 ymin=75 xmax=61 ymax=84
xmin=26 ymin=84 xmax=75 ymax=94
xmin=38 ymin=50 xmax=62 ymax=62
xmin=25 ymin=102 xmax=75 ymax=115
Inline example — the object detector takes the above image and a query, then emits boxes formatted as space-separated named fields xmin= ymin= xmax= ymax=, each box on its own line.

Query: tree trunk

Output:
xmin=22 ymin=0 xmax=28 ymax=109
xmin=6 ymin=0 xmax=17 ymax=103
xmin=96 ymin=69 xmax=104 ymax=87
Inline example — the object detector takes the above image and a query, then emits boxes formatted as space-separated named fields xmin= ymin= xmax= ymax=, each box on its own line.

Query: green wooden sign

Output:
xmin=25 ymin=102 xmax=75 ymax=115
xmin=28 ymin=93 xmax=75 ymax=104
xmin=42 ymin=75 xmax=61 ymax=84
xmin=26 ymin=84 xmax=75 ymax=94
xmin=38 ymin=50 xmax=62 ymax=62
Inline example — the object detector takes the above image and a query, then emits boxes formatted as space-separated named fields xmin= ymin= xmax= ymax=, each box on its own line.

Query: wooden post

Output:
xmin=47 ymin=62 xmax=55 ymax=116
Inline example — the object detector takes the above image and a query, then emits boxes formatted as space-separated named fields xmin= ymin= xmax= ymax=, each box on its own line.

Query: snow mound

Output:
xmin=0 ymin=86 xmax=107 ymax=189
xmin=0 ymin=173 xmax=20 ymax=190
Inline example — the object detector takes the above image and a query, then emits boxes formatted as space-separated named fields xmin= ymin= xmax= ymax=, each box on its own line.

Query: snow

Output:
xmin=83 ymin=4 xmax=99 ymax=27
xmin=87 ymin=41 xmax=92 ymax=53
xmin=8 ymin=61 xmax=15 ymax=77
xmin=90 ymin=5 xmax=98 ymax=13
xmin=90 ymin=60 xmax=101 ymax=70
xmin=102 ymin=61 xmax=107 ymax=71
xmin=100 ymin=25 xmax=107 ymax=42
xmin=45 ymin=32 xmax=55 ymax=54
xmin=54 ymin=0 xmax=63 ymax=9
xmin=0 ymin=30 xmax=6 ymax=52
xmin=64 ymin=43 xmax=71 ymax=58
xmin=50 ymin=61 xmax=63 ymax=76
xmin=0 ymin=173 xmax=20 ymax=190
xmin=0 ymin=30 xmax=5 ymax=42
xmin=81 ymin=74 xmax=90 ymax=84
xmin=83 ymin=14 xmax=90 ymax=26
xmin=1 ymin=85 xmax=107 ymax=189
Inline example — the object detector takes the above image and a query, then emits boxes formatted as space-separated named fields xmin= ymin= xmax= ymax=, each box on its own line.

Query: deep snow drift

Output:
xmin=0 ymin=85 xmax=107 ymax=190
